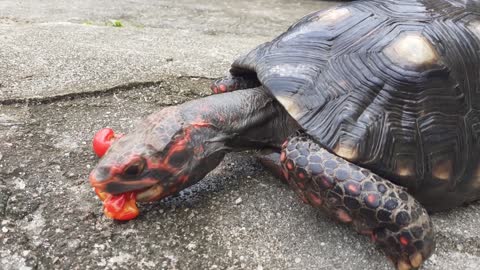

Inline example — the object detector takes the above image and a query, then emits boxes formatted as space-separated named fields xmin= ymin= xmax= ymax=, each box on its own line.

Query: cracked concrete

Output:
xmin=1 ymin=0 xmax=480 ymax=270
xmin=0 ymin=0 xmax=323 ymax=101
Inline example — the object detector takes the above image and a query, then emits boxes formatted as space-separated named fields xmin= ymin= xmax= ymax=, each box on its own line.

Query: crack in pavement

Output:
xmin=0 ymin=75 xmax=216 ymax=106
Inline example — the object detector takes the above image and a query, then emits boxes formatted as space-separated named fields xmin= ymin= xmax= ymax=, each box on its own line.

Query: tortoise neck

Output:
xmin=180 ymin=87 xmax=298 ymax=152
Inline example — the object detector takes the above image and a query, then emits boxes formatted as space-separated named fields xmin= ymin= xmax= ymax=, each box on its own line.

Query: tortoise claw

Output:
xmin=397 ymin=260 xmax=412 ymax=270
xmin=410 ymin=253 xmax=423 ymax=268
xmin=392 ymin=252 xmax=423 ymax=270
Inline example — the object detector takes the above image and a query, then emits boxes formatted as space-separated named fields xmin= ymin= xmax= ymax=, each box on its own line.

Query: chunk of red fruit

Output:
xmin=92 ymin=128 xmax=123 ymax=157
xmin=103 ymin=192 xmax=139 ymax=221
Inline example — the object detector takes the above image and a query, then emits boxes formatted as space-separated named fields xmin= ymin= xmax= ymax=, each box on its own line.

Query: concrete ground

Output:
xmin=0 ymin=0 xmax=479 ymax=269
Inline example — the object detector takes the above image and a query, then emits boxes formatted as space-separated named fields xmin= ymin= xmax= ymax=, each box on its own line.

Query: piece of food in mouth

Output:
xmin=95 ymin=188 xmax=139 ymax=221
xmin=92 ymin=128 xmax=138 ymax=220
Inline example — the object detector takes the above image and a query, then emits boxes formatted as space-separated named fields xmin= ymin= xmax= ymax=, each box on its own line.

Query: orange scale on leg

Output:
xmin=306 ymin=192 xmax=323 ymax=207
xmin=399 ymin=236 xmax=409 ymax=246
xmin=286 ymin=161 xmax=294 ymax=171
xmin=336 ymin=209 xmax=353 ymax=223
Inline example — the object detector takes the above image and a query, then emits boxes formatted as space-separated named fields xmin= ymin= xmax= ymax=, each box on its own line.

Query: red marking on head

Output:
xmin=307 ymin=192 xmax=322 ymax=207
xmin=282 ymin=140 xmax=288 ymax=149
xmin=298 ymin=172 xmax=305 ymax=179
xmin=159 ymin=122 xmax=211 ymax=167
xmin=146 ymin=123 xmax=211 ymax=177
xmin=179 ymin=175 xmax=189 ymax=185
xmin=287 ymin=161 xmax=294 ymax=171
xmin=399 ymin=236 xmax=409 ymax=246
xmin=219 ymin=84 xmax=227 ymax=93
xmin=280 ymin=152 xmax=286 ymax=162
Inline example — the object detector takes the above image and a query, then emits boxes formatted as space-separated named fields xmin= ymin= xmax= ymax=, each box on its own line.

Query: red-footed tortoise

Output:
xmin=89 ymin=0 xmax=480 ymax=269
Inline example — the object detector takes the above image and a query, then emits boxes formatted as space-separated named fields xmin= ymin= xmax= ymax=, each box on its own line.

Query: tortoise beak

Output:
xmin=89 ymin=168 xmax=159 ymax=196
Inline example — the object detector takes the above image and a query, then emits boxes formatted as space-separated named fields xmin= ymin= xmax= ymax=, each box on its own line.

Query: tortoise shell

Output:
xmin=229 ymin=0 xmax=480 ymax=210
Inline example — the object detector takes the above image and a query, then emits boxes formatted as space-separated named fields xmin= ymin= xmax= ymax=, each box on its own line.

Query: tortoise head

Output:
xmin=89 ymin=106 xmax=226 ymax=202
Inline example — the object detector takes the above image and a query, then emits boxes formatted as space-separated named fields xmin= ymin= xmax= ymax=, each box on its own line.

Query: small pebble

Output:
xmin=295 ymin=258 xmax=301 ymax=263
xmin=235 ymin=197 xmax=243 ymax=205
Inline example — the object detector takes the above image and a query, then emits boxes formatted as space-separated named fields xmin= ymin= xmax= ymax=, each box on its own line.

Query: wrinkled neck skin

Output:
xmin=195 ymin=87 xmax=298 ymax=152
xmin=111 ymin=87 xmax=298 ymax=198
xmin=143 ymin=87 xmax=298 ymax=155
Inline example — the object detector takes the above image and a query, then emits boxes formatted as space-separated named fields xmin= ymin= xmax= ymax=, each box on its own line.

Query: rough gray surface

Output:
xmin=0 ymin=0 xmax=323 ymax=101
xmin=0 ymin=1 xmax=479 ymax=270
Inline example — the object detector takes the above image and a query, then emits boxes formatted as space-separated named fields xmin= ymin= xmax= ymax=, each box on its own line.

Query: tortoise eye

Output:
xmin=124 ymin=159 xmax=146 ymax=176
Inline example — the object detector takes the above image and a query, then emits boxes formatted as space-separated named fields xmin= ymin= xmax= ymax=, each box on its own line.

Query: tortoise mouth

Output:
xmin=136 ymin=184 xmax=165 ymax=202
xmin=91 ymin=181 xmax=165 ymax=221
xmin=89 ymin=171 xmax=165 ymax=202
xmin=92 ymin=183 xmax=165 ymax=203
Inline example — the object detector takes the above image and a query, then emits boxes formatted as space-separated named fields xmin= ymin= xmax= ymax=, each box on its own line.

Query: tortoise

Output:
xmin=89 ymin=0 xmax=480 ymax=269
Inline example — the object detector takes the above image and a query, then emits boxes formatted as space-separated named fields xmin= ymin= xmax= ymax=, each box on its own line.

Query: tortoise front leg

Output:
xmin=210 ymin=74 xmax=260 ymax=94
xmin=281 ymin=134 xmax=435 ymax=270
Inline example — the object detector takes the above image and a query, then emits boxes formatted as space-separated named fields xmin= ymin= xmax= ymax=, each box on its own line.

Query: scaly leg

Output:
xmin=281 ymin=134 xmax=435 ymax=270
xmin=210 ymin=75 xmax=260 ymax=94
